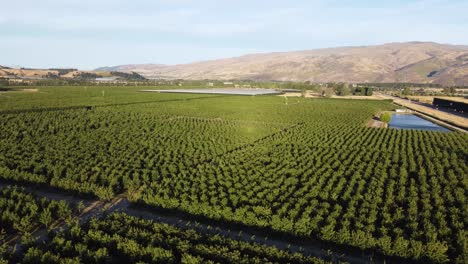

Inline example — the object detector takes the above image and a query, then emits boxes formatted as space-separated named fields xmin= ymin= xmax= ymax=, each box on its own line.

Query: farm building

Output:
xmin=433 ymin=98 xmax=468 ymax=113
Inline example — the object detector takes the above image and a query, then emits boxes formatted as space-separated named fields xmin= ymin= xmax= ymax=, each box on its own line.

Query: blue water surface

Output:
xmin=389 ymin=114 xmax=450 ymax=132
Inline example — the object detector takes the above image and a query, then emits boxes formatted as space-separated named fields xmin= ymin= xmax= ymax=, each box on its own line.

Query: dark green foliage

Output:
xmin=0 ymin=187 xmax=75 ymax=261
xmin=48 ymin=69 xmax=78 ymax=75
xmin=20 ymin=213 xmax=325 ymax=264
xmin=0 ymin=187 xmax=74 ymax=236
xmin=0 ymin=229 xmax=10 ymax=262
xmin=0 ymin=87 xmax=466 ymax=263
xmin=335 ymin=83 xmax=351 ymax=96
xmin=402 ymin=87 xmax=412 ymax=96
xmin=75 ymin=72 xmax=100 ymax=80
xmin=110 ymin=71 xmax=147 ymax=80
xmin=353 ymin=87 xmax=373 ymax=96
xmin=443 ymin=87 xmax=457 ymax=95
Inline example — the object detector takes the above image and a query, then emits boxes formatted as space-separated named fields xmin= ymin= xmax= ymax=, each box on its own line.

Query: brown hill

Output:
xmin=0 ymin=68 xmax=109 ymax=79
xmin=96 ymin=42 xmax=468 ymax=85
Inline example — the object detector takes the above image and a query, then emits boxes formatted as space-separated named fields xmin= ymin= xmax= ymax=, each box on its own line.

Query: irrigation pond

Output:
xmin=389 ymin=113 xmax=450 ymax=132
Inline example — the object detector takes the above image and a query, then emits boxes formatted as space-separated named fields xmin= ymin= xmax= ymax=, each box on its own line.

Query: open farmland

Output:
xmin=0 ymin=86 xmax=467 ymax=263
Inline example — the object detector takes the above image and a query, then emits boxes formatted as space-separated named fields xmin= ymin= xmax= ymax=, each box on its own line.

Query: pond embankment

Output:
xmin=381 ymin=94 xmax=468 ymax=133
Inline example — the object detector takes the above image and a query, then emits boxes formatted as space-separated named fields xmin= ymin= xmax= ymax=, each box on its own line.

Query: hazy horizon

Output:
xmin=1 ymin=0 xmax=468 ymax=70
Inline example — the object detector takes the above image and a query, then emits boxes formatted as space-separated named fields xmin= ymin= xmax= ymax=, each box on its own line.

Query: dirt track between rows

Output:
xmin=0 ymin=181 xmax=422 ymax=264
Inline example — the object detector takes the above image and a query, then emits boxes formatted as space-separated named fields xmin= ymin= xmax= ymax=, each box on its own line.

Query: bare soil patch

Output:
xmin=366 ymin=119 xmax=386 ymax=128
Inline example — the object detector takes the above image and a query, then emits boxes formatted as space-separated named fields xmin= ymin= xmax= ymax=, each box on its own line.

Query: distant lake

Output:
xmin=389 ymin=114 xmax=450 ymax=132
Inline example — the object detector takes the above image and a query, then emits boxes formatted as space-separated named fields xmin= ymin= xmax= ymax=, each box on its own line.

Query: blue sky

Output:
xmin=1 ymin=0 xmax=467 ymax=69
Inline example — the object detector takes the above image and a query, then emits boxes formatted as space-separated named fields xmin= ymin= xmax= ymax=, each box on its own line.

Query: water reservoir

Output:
xmin=389 ymin=114 xmax=450 ymax=132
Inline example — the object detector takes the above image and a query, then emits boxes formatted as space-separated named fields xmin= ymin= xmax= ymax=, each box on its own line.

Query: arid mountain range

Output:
xmin=96 ymin=42 xmax=468 ymax=86
xmin=0 ymin=67 xmax=102 ymax=79
xmin=2 ymin=42 xmax=467 ymax=86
